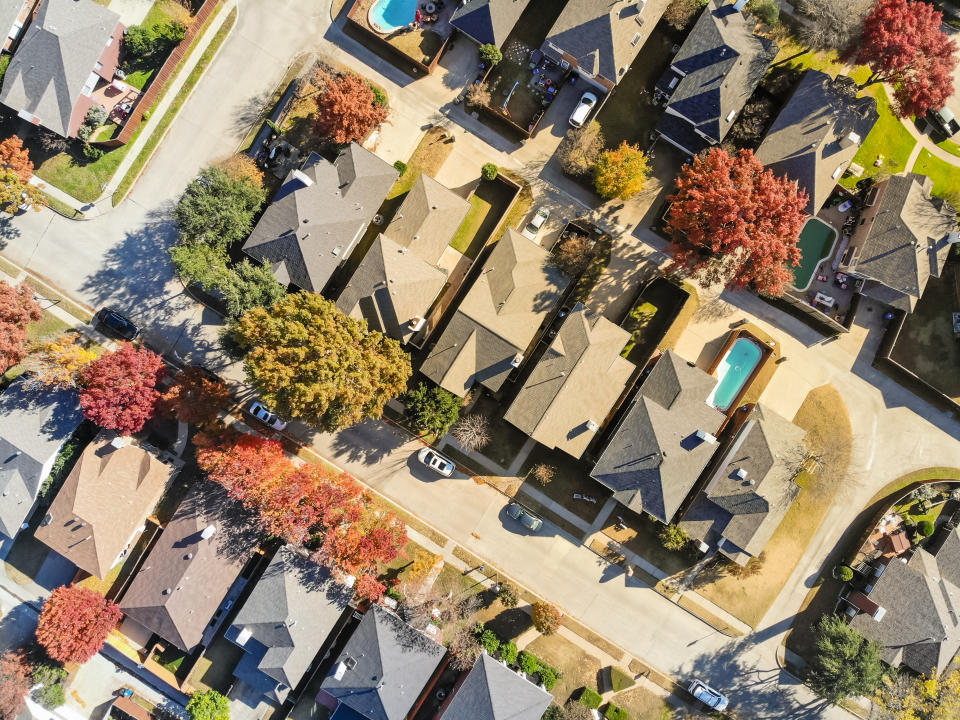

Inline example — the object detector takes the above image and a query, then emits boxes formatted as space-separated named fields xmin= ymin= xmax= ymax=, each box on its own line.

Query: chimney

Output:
xmin=201 ymin=524 xmax=217 ymax=540
xmin=695 ymin=429 xmax=717 ymax=444
xmin=948 ymin=232 xmax=960 ymax=244
xmin=291 ymin=169 xmax=313 ymax=187
xmin=587 ymin=420 xmax=600 ymax=432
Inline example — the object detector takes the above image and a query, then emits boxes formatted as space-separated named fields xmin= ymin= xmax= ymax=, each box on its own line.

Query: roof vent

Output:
xmin=162 ymin=588 xmax=172 ymax=595
xmin=695 ymin=429 xmax=717 ymax=444
xmin=510 ymin=353 xmax=524 ymax=368
xmin=735 ymin=468 xmax=748 ymax=480
xmin=110 ymin=437 xmax=127 ymax=449
xmin=236 ymin=627 xmax=252 ymax=645
xmin=873 ymin=606 xmax=886 ymax=621
xmin=334 ymin=662 xmax=348 ymax=681
xmin=839 ymin=131 xmax=861 ymax=149
xmin=725 ymin=109 xmax=736 ymax=122
xmin=291 ymin=169 xmax=313 ymax=187
xmin=587 ymin=420 xmax=600 ymax=432
xmin=832 ymin=165 xmax=844 ymax=180
xmin=201 ymin=525 xmax=217 ymax=540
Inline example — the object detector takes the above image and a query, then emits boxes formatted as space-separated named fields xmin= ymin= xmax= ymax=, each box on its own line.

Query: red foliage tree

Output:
xmin=355 ymin=573 xmax=386 ymax=602
xmin=0 ymin=281 xmax=42 ymax=374
xmin=0 ymin=652 xmax=31 ymax=720
xmin=314 ymin=70 xmax=389 ymax=144
xmin=195 ymin=428 xmax=290 ymax=502
xmin=36 ymin=585 xmax=122 ymax=664
xmin=856 ymin=0 xmax=958 ymax=117
xmin=79 ymin=343 xmax=165 ymax=434
xmin=665 ymin=148 xmax=808 ymax=297
xmin=157 ymin=366 xmax=231 ymax=425
xmin=0 ymin=136 xmax=34 ymax=183
xmin=314 ymin=501 xmax=407 ymax=579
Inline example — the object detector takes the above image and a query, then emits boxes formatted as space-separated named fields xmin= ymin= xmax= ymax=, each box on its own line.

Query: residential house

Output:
xmin=541 ymin=0 xmax=649 ymax=93
xmin=34 ymin=433 xmax=172 ymax=579
xmin=655 ymin=0 xmax=777 ymax=156
xmin=846 ymin=526 xmax=960 ymax=675
xmin=336 ymin=174 xmax=469 ymax=344
xmin=504 ymin=303 xmax=634 ymax=459
xmin=679 ymin=405 xmax=806 ymax=565
xmin=0 ymin=0 xmax=123 ymax=137
xmin=226 ymin=547 xmax=353 ymax=708
xmin=319 ymin=604 xmax=446 ymax=720
xmin=590 ymin=350 xmax=724 ymax=524
xmin=437 ymin=653 xmax=552 ymax=720
xmin=243 ymin=145 xmax=398 ymax=294
xmin=0 ymin=0 xmax=38 ymax=53
xmin=837 ymin=173 xmax=958 ymax=312
xmin=450 ymin=0 xmax=531 ymax=48
xmin=420 ymin=228 xmax=569 ymax=396
xmin=756 ymin=71 xmax=878 ymax=215
xmin=0 ymin=377 xmax=82 ymax=556
xmin=120 ymin=484 xmax=258 ymax=653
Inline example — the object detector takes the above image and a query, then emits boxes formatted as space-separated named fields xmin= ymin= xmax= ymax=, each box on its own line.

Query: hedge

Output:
xmin=609 ymin=666 xmax=636 ymax=692
xmin=579 ymin=688 xmax=602 ymax=709
xmin=604 ymin=704 xmax=630 ymax=720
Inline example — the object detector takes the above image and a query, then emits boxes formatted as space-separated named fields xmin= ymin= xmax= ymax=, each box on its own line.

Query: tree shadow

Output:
xmin=231 ymin=89 xmax=273 ymax=140
xmin=327 ymin=420 xmax=407 ymax=466
xmin=0 ymin=215 xmax=21 ymax=248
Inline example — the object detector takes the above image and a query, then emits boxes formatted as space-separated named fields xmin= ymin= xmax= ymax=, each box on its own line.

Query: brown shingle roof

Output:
xmin=35 ymin=433 xmax=172 ymax=579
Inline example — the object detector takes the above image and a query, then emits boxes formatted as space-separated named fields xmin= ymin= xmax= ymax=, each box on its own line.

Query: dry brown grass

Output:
xmin=526 ymin=633 xmax=603 ymax=706
xmin=613 ymin=686 xmax=674 ymax=720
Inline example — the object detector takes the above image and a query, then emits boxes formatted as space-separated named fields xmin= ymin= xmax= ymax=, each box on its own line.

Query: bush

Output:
xmin=0 ymin=54 xmax=9 ymax=85
xmin=385 ymin=586 xmax=402 ymax=602
xmin=83 ymin=143 xmax=104 ymax=161
xmin=539 ymin=665 xmax=559 ymax=690
xmin=918 ymin=520 xmax=935 ymax=537
xmin=500 ymin=641 xmax=518 ymax=665
xmin=542 ymin=706 xmax=563 ymax=720
xmin=480 ymin=629 xmax=500 ymax=655
xmin=531 ymin=601 xmax=561 ymax=635
xmin=603 ymin=704 xmax=630 ymax=720
xmin=393 ymin=160 xmax=407 ymax=174
xmin=84 ymin=105 xmax=108 ymax=128
xmin=747 ymin=0 xmax=779 ymax=25
xmin=836 ymin=565 xmax=854 ymax=582
xmin=497 ymin=583 xmax=519 ymax=608
xmin=609 ymin=666 xmax=635 ymax=692
xmin=77 ymin=124 xmax=93 ymax=142
xmin=368 ymin=83 xmax=388 ymax=107
xmin=519 ymin=650 xmax=539 ymax=676
xmin=658 ymin=523 xmax=690 ymax=552
xmin=578 ymin=688 xmax=602 ymax=709
xmin=479 ymin=43 xmax=502 ymax=65
xmin=32 ymin=682 xmax=65 ymax=710
xmin=481 ymin=163 xmax=499 ymax=181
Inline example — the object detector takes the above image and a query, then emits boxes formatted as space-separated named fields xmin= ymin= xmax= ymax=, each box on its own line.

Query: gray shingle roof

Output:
xmin=439 ymin=653 xmax=552 ymax=720
xmin=543 ymin=0 xmax=647 ymax=88
xmin=504 ymin=303 xmax=634 ymax=459
xmin=450 ymin=0 xmax=531 ymax=47
xmin=850 ymin=532 xmax=960 ymax=675
xmin=846 ymin=174 xmax=957 ymax=311
xmin=0 ymin=0 xmax=122 ymax=137
xmin=590 ymin=350 xmax=723 ymax=523
xmin=656 ymin=0 xmax=777 ymax=153
xmin=0 ymin=377 xmax=82 ymax=540
xmin=120 ymin=483 xmax=258 ymax=652
xmin=322 ymin=605 xmax=445 ymax=720
xmin=243 ymin=146 xmax=398 ymax=293
xmin=756 ymin=71 xmax=878 ymax=215
xmin=385 ymin=175 xmax=470 ymax=266
xmin=420 ymin=228 xmax=569 ymax=396
xmin=227 ymin=547 xmax=352 ymax=704
xmin=336 ymin=234 xmax=448 ymax=344
xmin=679 ymin=404 xmax=805 ymax=563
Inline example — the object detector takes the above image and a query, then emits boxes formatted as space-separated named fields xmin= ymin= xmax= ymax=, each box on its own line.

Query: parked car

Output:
xmin=246 ymin=400 xmax=288 ymax=431
xmin=521 ymin=207 xmax=551 ymax=240
xmin=506 ymin=502 xmax=543 ymax=531
xmin=95 ymin=307 xmax=140 ymax=341
xmin=687 ymin=680 xmax=729 ymax=711
xmin=569 ymin=91 xmax=598 ymax=128
xmin=416 ymin=447 xmax=455 ymax=476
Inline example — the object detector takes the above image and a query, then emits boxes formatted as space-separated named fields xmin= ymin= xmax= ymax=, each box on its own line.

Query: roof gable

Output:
xmin=385 ymin=175 xmax=470 ymax=265
xmin=440 ymin=653 xmax=552 ymax=720
xmin=450 ymin=0 xmax=531 ymax=47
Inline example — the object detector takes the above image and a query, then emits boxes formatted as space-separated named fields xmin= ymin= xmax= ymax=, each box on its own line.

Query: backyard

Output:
xmin=891 ymin=261 xmax=960 ymax=400
xmin=620 ymin=278 xmax=690 ymax=363
xmin=448 ymin=177 xmax=520 ymax=259
xmin=347 ymin=0 xmax=452 ymax=69
xmin=838 ymin=83 xmax=916 ymax=189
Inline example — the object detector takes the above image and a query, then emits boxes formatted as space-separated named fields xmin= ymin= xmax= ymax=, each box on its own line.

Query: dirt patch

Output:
xmin=601 ymin=506 xmax=696 ymax=577
xmin=613 ymin=686 xmax=672 ymax=720
xmin=526 ymin=633 xmax=603 ymax=706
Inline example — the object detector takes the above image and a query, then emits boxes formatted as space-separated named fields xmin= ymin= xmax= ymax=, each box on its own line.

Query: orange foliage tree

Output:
xmin=0 ymin=136 xmax=33 ymax=182
xmin=36 ymin=585 xmax=122 ymax=664
xmin=314 ymin=69 xmax=389 ymax=144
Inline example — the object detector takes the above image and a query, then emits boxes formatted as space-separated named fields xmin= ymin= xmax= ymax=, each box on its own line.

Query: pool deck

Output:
xmin=706 ymin=328 xmax=777 ymax=433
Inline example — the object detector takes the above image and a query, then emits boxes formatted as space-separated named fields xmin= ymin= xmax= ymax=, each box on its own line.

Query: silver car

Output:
xmin=246 ymin=400 xmax=288 ymax=431
xmin=569 ymin=91 xmax=598 ymax=128
xmin=506 ymin=502 xmax=543 ymax=531
xmin=687 ymin=680 xmax=729 ymax=711
xmin=417 ymin=448 xmax=455 ymax=476
xmin=521 ymin=207 xmax=551 ymax=240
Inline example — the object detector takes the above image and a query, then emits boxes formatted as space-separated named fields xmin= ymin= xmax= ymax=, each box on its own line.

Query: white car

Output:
xmin=569 ymin=91 xmax=598 ymax=128
xmin=687 ymin=680 xmax=729 ymax=711
xmin=417 ymin=448 xmax=455 ymax=476
xmin=521 ymin=207 xmax=550 ymax=240
xmin=246 ymin=400 xmax=288 ymax=431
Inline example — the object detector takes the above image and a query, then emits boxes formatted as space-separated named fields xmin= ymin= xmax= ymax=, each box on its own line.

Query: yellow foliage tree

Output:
xmin=216 ymin=154 xmax=264 ymax=189
xmin=0 ymin=169 xmax=45 ymax=214
xmin=593 ymin=142 xmax=650 ymax=201
xmin=409 ymin=551 xmax=442 ymax=581
xmin=26 ymin=333 xmax=98 ymax=388
xmin=875 ymin=668 xmax=960 ymax=720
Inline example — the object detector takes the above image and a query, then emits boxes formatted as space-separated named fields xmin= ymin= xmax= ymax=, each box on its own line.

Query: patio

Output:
xmin=90 ymin=78 xmax=141 ymax=127
xmin=483 ymin=43 xmax=568 ymax=134
xmin=856 ymin=512 xmax=910 ymax=563
xmin=349 ymin=0 xmax=455 ymax=68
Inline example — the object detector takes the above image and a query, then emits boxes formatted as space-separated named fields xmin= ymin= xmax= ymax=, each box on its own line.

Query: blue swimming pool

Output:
xmin=706 ymin=338 xmax=763 ymax=412
xmin=369 ymin=0 xmax=418 ymax=33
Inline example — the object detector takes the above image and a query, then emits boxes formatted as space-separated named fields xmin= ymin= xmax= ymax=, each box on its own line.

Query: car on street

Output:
xmin=687 ymin=680 xmax=729 ymax=711
xmin=569 ymin=91 xmax=598 ymax=128
xmin=95 ymin=307 xmax=140 ymax=341
xmin=521 ymin=207 xmax=551 ymax=240
xmin=246 ymin=400 xmax=288 ymax=431
xmin=417 ymin=447 xmax=455 ymax=476
xmin=506 ymin=502 xmax=543 ymax=531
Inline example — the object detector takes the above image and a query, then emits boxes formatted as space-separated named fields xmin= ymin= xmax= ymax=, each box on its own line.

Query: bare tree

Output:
xmin=399 ymin=585 xmax=481 ymax=630
xmin=530 ymin=463 xmax=556 ymax=486
xmin=551 ymin=233 xmax=595 ymax=277
xmin=724 ymin=552 xmax=765 ymax=578
xmin=796 ymin=0 xmax=871 ymax=54
xmin=663 ymin=0 xmax=706 ymax=30
xmin=451 ymin=414 xmax=491 ymax=450
xmin=465 ymin=82 xmax=492 ymax=108
xmin=557 ymin=121 xmax=604 ymax=176
xmin=446 ymin=625 xmax=481 ymax=671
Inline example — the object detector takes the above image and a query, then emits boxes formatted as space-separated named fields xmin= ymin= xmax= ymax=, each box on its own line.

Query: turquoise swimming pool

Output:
xmin=706 ymin=338 xmax=763 ymax=412
xmin=369 ymin=0 xmax=417 ymax=33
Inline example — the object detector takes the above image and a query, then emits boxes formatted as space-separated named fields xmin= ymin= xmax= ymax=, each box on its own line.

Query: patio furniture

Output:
xmin=814 ymin=291 xmax=836 ymax=308
xmin=529 ymin=49 xmax=543 ymax=68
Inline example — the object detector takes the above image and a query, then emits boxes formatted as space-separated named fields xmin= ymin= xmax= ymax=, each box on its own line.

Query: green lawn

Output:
xmin=911 ymin=149 xmax=960 ymax=196
xmin=839 ymin=84 xmax=916 ymax=189
xmin=937 ymin=137 xmax=960 ymax=158
xmin=124 ymin=69 xmax=155 ymax=91
xmin=36 ymin=145 xmax=133 ymax=203
xmin=141 ymin=0 xmax=179 ymax=29
xmin=449 ymin=194 xmax=492 ymax=255
xmin=769 ymin=35 xmax=871 ymax=84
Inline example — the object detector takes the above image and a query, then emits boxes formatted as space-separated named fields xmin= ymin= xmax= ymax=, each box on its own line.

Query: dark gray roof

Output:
xmin=243 ymin=146 xmax=398 ymax=293
xmin=756 ymin=72 xmax=878 ymax=215
xmin=542 ymin=0 xmax=647 ymax=87
xmin=336 ymin=235 xmax=448 ymax=344
xmin=420 ymin=228 xmax=569 ymax=396
xmin=439 ymin=653 xmax=552 ymax=720
xmin=680 ymin=404 xmax=805 ymax=563
xmin=450 ymin=0 xmax=531 ymax=47
xmin=504 ymin=303 xmax=634 ymax=458
xmin=0 ymin=377 xmax=82 ymax=540
xmin=656 ymin=0 xmax=777 ymax=153
xmin=227 ymin=547 xmax=352 ymax=703
xmin=120 ymin=484 xmax=258 ymax=652
xmin=385 ymin=175 xmax=470 ymax=266
xmin=846 ymin=174 xmax=957 ymax=311
xmin=850 ymin=533 xmax=960 ymax=675
xmin=322 ymin=605 xmax=445 ymax=720
xmin=0 ymin=0 xmax=121 ymax=137
xmin=591 ymin=350 xmax=723 ymax=523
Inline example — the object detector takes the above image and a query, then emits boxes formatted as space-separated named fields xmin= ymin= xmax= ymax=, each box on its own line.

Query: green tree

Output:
xmin=594 ymin=142 xmax=650 ymax=200
xmin=174 ymin=167 xmax=266 ymax=251
xmin=479 ymin=44 xmax=502 ymax=65
xmin=658 ymin=523 xmax=689 ymax=552
xmin=404 ymin=382 xmax=460 ymax=436
xmin=808 ymin=614 xmax=885 ymax=702
xmin=169 ymin=245 xmax=284 ymax=318
xmin=231 ymin=293 xmax=411 ymax=431
xmin=186 ymin=690 xmax=229 ymax=720
xmin=481 ymin=163 xmax=499 ymax=181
